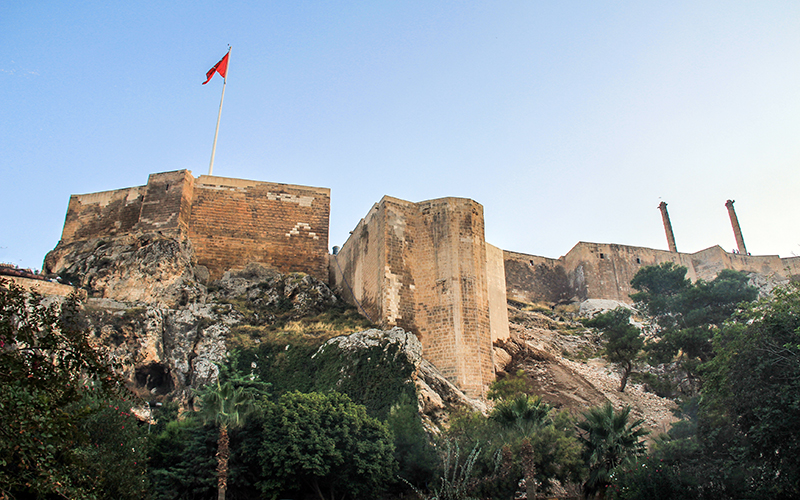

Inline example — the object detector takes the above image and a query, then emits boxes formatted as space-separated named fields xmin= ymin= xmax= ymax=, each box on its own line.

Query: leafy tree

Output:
xmin=630 ymin=264 xmax=757 ymax=382
xmin=577 ymin=403 xmax=648 ymax=499
xmin=629 ymin=262 xmax=691 ymax=320
xmin=609 ymin=420 xmax=753 ymax=500
xmin=585 ymin=307 xmax=644 ymax=392
xmin=196 ymin=375 xmax=260 ymax=500
xmin=72 ymin=392 xmax=151 ymax=499
xmin=490 ymin=395 xmax=582 ymax=499
xmin=701 ymin=282 xmax=800 ymax=498
xmin=608 ymin=450 xmax=701 ymax=500
xmin=490 ymin=394 xmax=552 ymax=435
xmin=491 ymin=395 xmax=551 ymax=500
xmin=444 ymin=402 xmax=584 ymax=500
xmin=148 ymin=418 xmax=218 ymax=500
xmin=0 ymin=279 xmax=130 ymax=499
xmin=258 ymin=391 xmax=397 ymax=500
xmin=148 ymin=409 xmax=265 ymax=500
xmin=526 ymin=412 xmax=583 ymax=496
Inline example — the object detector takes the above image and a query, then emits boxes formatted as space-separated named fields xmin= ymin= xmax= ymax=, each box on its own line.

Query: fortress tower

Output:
xmin=48 ymin=170 xmax=330 ymax=281
xmin=329 ymin=196 xmax=509 ymax=398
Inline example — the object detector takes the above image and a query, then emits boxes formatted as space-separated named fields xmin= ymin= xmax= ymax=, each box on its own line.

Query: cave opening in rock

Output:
xmin=134 ymin=362 xmax=173 ymax=395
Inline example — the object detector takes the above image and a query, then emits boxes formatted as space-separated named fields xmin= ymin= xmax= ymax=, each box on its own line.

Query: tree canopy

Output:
xmin=196 ymin=376 xmax=260 ymax=500
xmin=701 ymin=282 xmax=800 ymax=497
xmin=577 ymin=403 xmax=648 ymax=499
xmin=630 ymin=264 xmax=757 ymax=371
xmin=258 ymin=390 xmax=397 ymax=500
xmin=609 ymin=280 xmax=800 ymax=499
xmin=0 ymin=279 xmax=147 ymax=500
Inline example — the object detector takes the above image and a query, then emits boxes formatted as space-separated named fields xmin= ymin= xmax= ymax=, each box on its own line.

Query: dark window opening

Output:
xmin=636 ymin=257 xmax=641 ymax=264
xmin=600 ymin=253 xmax=605 ymax=259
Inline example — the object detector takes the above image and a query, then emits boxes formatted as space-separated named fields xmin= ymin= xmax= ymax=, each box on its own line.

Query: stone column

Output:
xmin=725 ymin=200 xmax=747 ymax=255
xmin=658 ymin=202 xmax=678 ymax=252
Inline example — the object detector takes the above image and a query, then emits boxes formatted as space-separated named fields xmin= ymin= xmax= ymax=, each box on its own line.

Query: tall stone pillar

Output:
xmin=658 ymin=202 xmax=678 ymax=252
xmin=725 ymin=200 xmax=747 ymax=255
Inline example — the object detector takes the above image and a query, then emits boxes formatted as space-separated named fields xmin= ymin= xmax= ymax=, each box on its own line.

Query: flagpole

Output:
xmin=209 ymin=46 xmax=231 ymax=176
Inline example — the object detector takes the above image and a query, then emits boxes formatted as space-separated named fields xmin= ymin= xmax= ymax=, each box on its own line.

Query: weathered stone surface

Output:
xmin=416 ymin=358 xmax=489 ymax=431
xmin=578 ymin=299 xmax=633 ymax=318
xmin=45 ymin=232 xmax=203 ymax=308
xmin=493 ymin=346 xmax=512 ymax=372
xmin=89 ymin=302 xmax=238 ymax=404
xmin=316 ymin=327 xmax=422 ymax=367
xmin=746 ymin=271 xmax=790 ymax=298
xmin=76 ymin=260 xmax=340 ymax=406
xmin=211 ymin=263 xmax=339 ymax=319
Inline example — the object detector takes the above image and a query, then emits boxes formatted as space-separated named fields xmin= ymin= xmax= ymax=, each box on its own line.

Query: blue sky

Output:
xmin=2 ymin=1 xmax=799 ymax=270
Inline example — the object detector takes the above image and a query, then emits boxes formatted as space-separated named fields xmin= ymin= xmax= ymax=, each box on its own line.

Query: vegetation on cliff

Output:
xmin=584 ymin=308 xmax=643 ymax=392
xmin=4 ymin=259 xmax=799 ymax=499
xmin=0 ymin=279 xmax=148 ymax=499
xmin=597 ymin=268 xmax=799 ymax=499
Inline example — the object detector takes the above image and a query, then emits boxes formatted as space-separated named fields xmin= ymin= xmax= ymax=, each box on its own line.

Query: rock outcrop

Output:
xmin=316 ymin=327 xmax=422 ymax=365
xmin=39 ymin=231 xmax=682 ymax=433
xmin=90 ymin=302 xmax=236 ymax=403
xmin=45 ymin=233 xmax=203 ymax=308
xmin=315 ymin=328 xmax=488 ymax=430
xmin=80 ymin=259 xmax=343 ymax=406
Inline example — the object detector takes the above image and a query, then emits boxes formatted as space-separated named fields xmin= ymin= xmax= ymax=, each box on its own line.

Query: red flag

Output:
xmin=202 ymin=52 xmax=229 ymax=85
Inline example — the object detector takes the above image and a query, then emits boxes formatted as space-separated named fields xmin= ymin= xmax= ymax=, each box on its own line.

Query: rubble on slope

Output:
xmin=495 ymin=304 xmax=678 ymax=435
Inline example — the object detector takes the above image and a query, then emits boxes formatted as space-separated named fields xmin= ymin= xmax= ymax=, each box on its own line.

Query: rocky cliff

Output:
xmin=42 ymin=233 xmax=481 ymax=423
xmin=45 ymin=233 xmax=203 ymax=308
xmin=41 ymin=231 xmax=679 ymax=433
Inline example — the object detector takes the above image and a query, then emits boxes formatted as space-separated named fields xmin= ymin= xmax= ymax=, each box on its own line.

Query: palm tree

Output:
xmin=490 ymin=395 xmax=552 ymax=500
xmin=576 ymin=403 xmax=648 ymax=499
xmin=197 ymin=378 xmax=257 ymax=500
xmin=490 ymin=394 xmax=552 ymax=435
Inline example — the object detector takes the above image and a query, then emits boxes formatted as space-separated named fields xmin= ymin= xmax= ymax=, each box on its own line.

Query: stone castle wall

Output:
xmin=330 ymin=196 xmax=507 ymax=397
xmin=504 ymin=251 xmax=572 ymax=305
xmin=784 ymin=256 xmax=800 ymax=277
xmin=188 ymin=175 xmax=330 ymax=282
xmin=62 ymin=186 xmax=147 ymax=242
xmin=51 ymin=169 xmax=798 ymax=398
xmin=485 ymin=243 xmax=511 ymax=344
xmin=135 ymin=170 xmax=195 ymax=235
xmin=53 ymin=170 xmax=330 ymax=282
xmin=505 ymin=241 xmax=800 ymax=305
xmin=2 ymin=276 xmax=85 ymax=298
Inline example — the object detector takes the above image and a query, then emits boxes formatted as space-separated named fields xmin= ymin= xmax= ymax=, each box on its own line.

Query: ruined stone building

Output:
xmin=46 ymin=170 xmax=800 ymax=397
